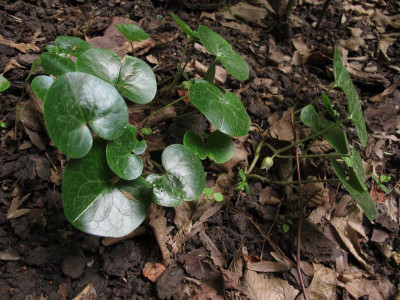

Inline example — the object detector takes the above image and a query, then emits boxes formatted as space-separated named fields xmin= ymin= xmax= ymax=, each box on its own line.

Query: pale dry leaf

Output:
xmin=268 ymin=38 xmax=291 ymax=64
xmin=174 ymin=201 xmax=194 ymax=229
xmin=142 ymin=261 xmax=166 ymax=282
xmin=146 ymin=54 xmax=158 ymax=65
xmin=264 ymin=107 xmax=294 ymax=142
xmin=292 ymin=35 xmax=310 ymax=56
xmin=0 ymin=249 xmax=20 ymax=261
xmin=171 ymin=220 xmax=192 ymax=254
xmin=200 ymin=11 xmax=216 ymax=21
xmin=309 ymin=139 xmax=333 ymax=154
xmin=186 ymin=59 xmax=228 ymax=85
xmin=370 ymin=82 xmax=399 ymax=102
xmin=253 ymin=77 xmax=273 ymax=88
xmin=259 ymin=186 xmax=281 ymax=206
xmin=199 ymin=230 xmax=226 ymax=268
xmin=245 ymin=0 xmax=275 ymax=12
xmin=243 ymin=270 xmax=299 ymax=300
xmin=307 ymin=203 xmax=331 ymax=225
xmin=227 ymin=2 xmax=268 ymax=25
xmin=7 ymin=193 xmax=31 ymax=219
xmin=220 ymin=21 xmax=253 ymax=34
xmin=302 ymin=177 xmax=329 ymax=207
xmin=247 ymin=261 xmax=290 ymax=272
xmin=3 ymin=58 xmax=24 ymax=74
xmin=378 ymin=35 xmax=396 ymax=62
xmin=228 ymin=247 xmax=245 ymax=279
xmin=24 ymin=126 xmax=46 ymax=151
xmin=72 ymin=283 xmax=97 ymax=300
xmin=297 ymin=263 xmax=337 ymax=300
xmin=337 ymin=266 xmax=397 ymax=300
xmin=194 ymin=43 xmax=207 ymax=54
xmin=148 ymin=204 xmax=172 ymax=265
xmin=277 ymin=64 xmax=292 ymax=74
xmin=0 ymin=38 xmax=40 ymax=53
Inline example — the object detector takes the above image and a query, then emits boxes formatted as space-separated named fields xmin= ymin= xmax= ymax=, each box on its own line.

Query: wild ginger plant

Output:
xmin=30 ymin=17 xmax=251 ymax=237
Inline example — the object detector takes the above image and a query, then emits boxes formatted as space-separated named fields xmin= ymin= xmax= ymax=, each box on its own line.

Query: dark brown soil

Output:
xmin=1 ymin=0 xmax=399 ymax=299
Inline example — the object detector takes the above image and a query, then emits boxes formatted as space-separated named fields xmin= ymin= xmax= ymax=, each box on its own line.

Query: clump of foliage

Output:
xmin=0 ymin=75 xmax=10 ymax=93
xmin=31 ymin=16 xmax=250 ymax=237
xmin=247 ymin=48 xmax=377 ymax=221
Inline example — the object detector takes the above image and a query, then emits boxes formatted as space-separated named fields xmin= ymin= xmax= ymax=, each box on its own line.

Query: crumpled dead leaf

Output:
xmin=339 ymin=27 xmax=365 ymax=52
xmin=199 ymin=230 xmax=226 ymax=268
xmin=309 ymin=139 xmax=333 ymax=153
xmin=378 ymin=34 xmax=397 ymax=62
xmin=7 ymin=184 xmax=31 ymax=220
xmin=263 ymin=107 xmax=294 ymax=142
xmin=302 ymin=177 xmax=329 ymax=207
xmin=370 ymin=82 xmax=399 ymax=102
xmin=292 ymin=34 xmax=311 ymax=66
xmin=143 ymin=261 xmax=166 ymax=282
xmin=224 ymin=2 xmax=268 ymax=25
xmin=185 ymin=59 xmax=227 ymax=85
xmin=268 ymin=38 xmax=291 ymax=64
xmin=297 ymin=263 xmax=337 ymax=300
xmin=148 ymin=204 xmax=172 ymax=265
xmin=72 ymin=283 xmax=97 ymax=300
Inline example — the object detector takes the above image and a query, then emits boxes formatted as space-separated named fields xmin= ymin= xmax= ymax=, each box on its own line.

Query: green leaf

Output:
xmin=170 ymin=13 xmax=199 ymax=40
xmin=282 ymin=224 xmax=290 ymax=233
xmin=146 ymin=144 xmax=205 ymax=207
xmin=0 ymin=75 xmax=10 ymax=92
xmin=239 ymin=169 xmax=246 ymax=182
xmin=213 ymin=192 xmax=223 ymax=202
xmin=41 ymin=52 xmax=75 ymax=77
xmin=330 ymin=158 xmax=377 ymax=220
xmin=348 ymin=149 xmax=367 ymax=191
xmin=76 ymin=48 xmax=157 ymax=104
xmin=106 ymin=124 xmax=146 ymax=180
xmin=116 ymin=24 xmax=150 ymax=42
xmin=44 ymin=72 xmax=128 ymax=158
xmin=333 ymin=47 xmax=367 ymax=147
xmin=198 ymin=25 xmax=248 ymax=81
xmin=55 ymin=36 xmax=92 ymax=57
xmin=45 ymin=45 xmax=57 ymax=53
xmin=380 ymin=174 xmax=391 ymax=183
xmin=183 ymin=130 xmax=236 ymax=163
xmin=321 ymin=94 xmax=339 ymax=121
xmin=203 ymin=187 xmax=213 ymax=196
xmin=31 ymin=75 xmax=54 ymax=101
xmin=301 ymin=105 xmax=349 ymax=155
xmin=189 ymin=82 xmax=250 ymax=136
xmin=62 ymin=140 xmax=152 ymax=237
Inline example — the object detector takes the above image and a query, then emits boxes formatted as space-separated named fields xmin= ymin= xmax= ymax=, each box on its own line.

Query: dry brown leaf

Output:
xmin=146 ymin=54 xmax=158 ymax=65
xmin=292 ymin=34 xmax=311 ymax=66
xmin=253 ymin=77 xmax=273 ymax=87
xmin=200 ymin=11 xmax=216 ymax=21
xmin=185 ymin=59 xmax=227 ymax=85
xmin=220 ymin=21 xmax=253 ymax=34
xmin=268 ymin=38 xmax=291 ymax=64
xmin=0 ymin=38 xmax=40 ymax=53
xmin=378 ymin=35 xmax=396 ymax=62
xmin=171 ymin=220 xmax=192 ymax=254
xmin=7 ymin=193 xmax=31 ymax=220
xmin=264 ymin=107 xmax=294 ymax=142
xmin=226 ymin=2 xmax=268 ymax=25
xmin=297 ymin=263 xmax=337 ymax=300
xmin=3 ymin=58 xmax=24 ymax=74
xmin=72 ymin=283 xmax=97 ymax=300
xmin=174 ymin=201 xmax=194 ymax=229
xmin=309 ymin=139 xmax=333 ymax=153
xmin=142 ymin=261 xmax=166 ymax=282
xmin=199 ymin=230 xmax=226 ymax=268
xmin=370 ymin=82 xmax=399 ymax=102
xmin=24 ymin=126 xmax=46 ymax=151
xmin=145 ymin=105 xmax=176 ymax=127
xmin=0 ymin=249 xmax=20 ymax=261
xmin=247 ymin=261 xmax=290 ymax=272
xmin=242 ymin=270 xmax=299 ymax=300
xmin=148 ymin=204 xmax=172 ymax=265
xmin=302 ymin=177 xmax=329 ymax=207
xmin=259 ymin=186 xmax=281 ymax=206
xmin=192 ymin=282 xmax=224 ymax=300
xmin=337 ymin=266 xmax=397 ymax=300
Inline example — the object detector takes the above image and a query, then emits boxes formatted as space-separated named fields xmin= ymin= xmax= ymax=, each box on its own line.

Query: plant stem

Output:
xmin=129 ymin=41 xmax=136 ymax=57
xmin=247 ymin=174 xmax=339 ymax=185
xmin=247 ymin=140 xmax=264 ymax=176
xmin=276 ymin=153 xmax=348 ymax=159
xmin=204 ymin=57 xmax=218 ymax=83
xmin=293 ymin=84 xmax=335 ymax=115
xmin=139 ymin=94 xmax=187 ymax=127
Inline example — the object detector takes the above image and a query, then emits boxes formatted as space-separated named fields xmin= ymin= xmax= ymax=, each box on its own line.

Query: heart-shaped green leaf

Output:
xmin=198 ymin=25 xmax=248 ymax=81
xmin=0 ymin=75 xmax=10 ymax=92
xmin=333 ymin=47 xmax=367 ymax=147
xmin=183 ymin=130 xmax=236 ymax=163
xmin=41 ymin=52 xmax=76 ymax=77
xmin=55 ymin=36 xmax=92 ymax=57
xmin=189 ymin=82 xmax=250 ymax=136
xmin=116 ymin=24 xmax=150 ymax=42
xmin=44 ymin=72 xmax=128 ymax=158
xmin=31 ymin=75 xmax=54 ymax=101
xmin=146 ymin=144 xmax=205 ymax=207
xmin=170 ymin=13 xmax=199 ymax=40
xmin=330 ymin=158 xmax=377 ymax=220
xmin=76 ymin=48 xmax=157 ymax=104
xmin=106 ymin=124 xmax=146 ymax=180
xmin=301 ymin=105 xmax=349 ymax=155
xmin=63 ymin=140 xmax=152 ymax=237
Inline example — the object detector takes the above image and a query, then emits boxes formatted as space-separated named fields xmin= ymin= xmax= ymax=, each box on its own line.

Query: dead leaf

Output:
xmin=302 ymin=177 xmax=329 ymax=207
xmin=174 ymin=201 xmax=194 ymax=229
xmin=268 ymin=38 xmax=291 ymax=64
xmin=259 ymin=186 xmax=281 ymax=206
xmin=185 ymin=59 xmax=228 ymax=85
xmin=200 ymin=11 xmax=216 ymax=21
xmin=309 ymin=139 xmax=333 ymax=153
xmin=143 ymin=261 xmax=166 ymax=282
xmin=171 ymin=220 xmax=192 ymax=254
xmin=378 ymin=35 xmax=396 ymax=62
xmin=0 ymin=38 xmax=40 ymax=53
xmin=292 ymin=34 xmax=311 ymax=65
xmin=7 ymin=193 xmax=31 ymax=219
xmin=24 ymin=126 xmax=46 ymax=151
xmin=227 ymin=2 xmax=268 ymax=25
xmin=220 ymin=21 xmax=253 ymax=34
xmin=72 ymin=283 xmax=96 ymax=300
xmin=297 ymin=263 xmax=337 ymax=300
xmin=148 ymin=204 xmax=172 ymax=265
xmin=199 ymin=230 xmax=226 ymax=268
xmin=146 ymin=54 xmax=158 ymax=65
xmin=0 ymin=249 xmax=20 ymax=261
xmin=145 ymin=105 xmax=177 ymax=127
xmin=370 ymin=82 xmax=399 ymax=102
xmin=264 ymin=107 xmax=294 ymax=142
xmin=3 ymin=57 xmax=24 ymax=74
xmin=57 ymin=283 xmax=68 ymax=300
xmin=247 ymin=261 xmax=290 ymax=272
xmin=243 ymin=270 xmax=299 ymax=300
xmin=192 ymin=282 xmax=223 ymax=300
xmin=253 ymin=77 xmax=273 ymax=88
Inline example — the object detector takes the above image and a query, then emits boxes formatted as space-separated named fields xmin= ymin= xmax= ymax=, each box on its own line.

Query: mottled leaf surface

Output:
xmin=41 ymin=52 xmax=75 ymax=77
xmin=76 ymin=48 xmax=156 ymax=104
xmin=334 ymin=48 xmax=367 ymax=147
xmin=189 ymin=82 xmax=250 ymax=136
xmin=63 ymin=140 xmax=152 ymax=237
xmin=301 ymin=105 xmax=349 ymax=155
xmin=198 ymin=25 xmax=248 ymax=80
xmin=55 ymin=36 xmax=92 ymax=57
xmin=106 ymin=124 xmax=146 ymax=180
xmin=147 ymin=144 xmax=205 ymax=207
xmin=44 ymin=72 xmax=128 ymax=158
xmin=183 ymin=130 xmax=235 ymax=163
xmin=31 ymin=75 xmax=54 ymax=101
xmin=330 ymin=158 xmax=377 ymax=220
